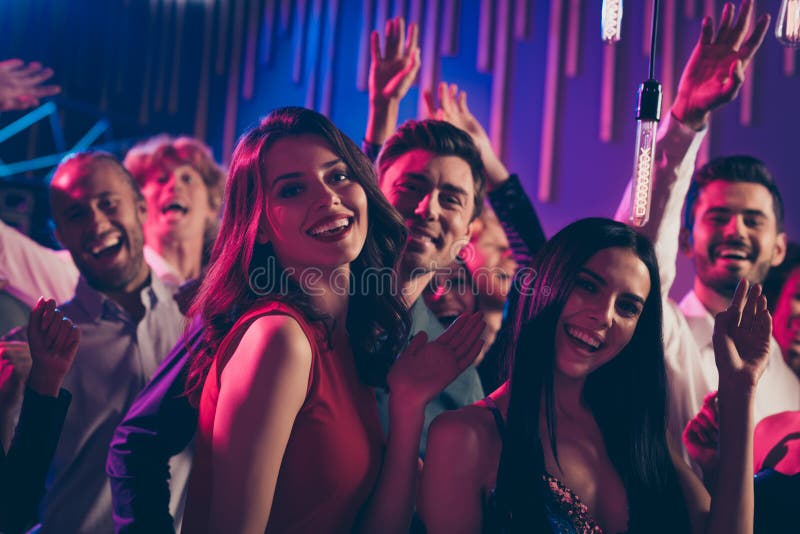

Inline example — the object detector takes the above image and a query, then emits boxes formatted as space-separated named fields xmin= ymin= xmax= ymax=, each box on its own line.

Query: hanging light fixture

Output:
xmin=629 ymin=0 xmax=662 ymax=227
xmin=601 ymin=0 xmax=624 ymax=42
xmin=776 ymin=0 xmax=800 ymax=48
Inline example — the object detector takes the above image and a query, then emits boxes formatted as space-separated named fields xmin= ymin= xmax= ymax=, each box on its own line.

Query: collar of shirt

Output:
xmin=679 ymin=289 xmax=714 ymax=350
xmin=143 ymin=245 xmax=184 ymax=287
xmin=71 ymin=270 xmax=175 ymax=324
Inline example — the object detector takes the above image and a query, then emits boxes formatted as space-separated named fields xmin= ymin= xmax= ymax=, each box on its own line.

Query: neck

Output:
xmin=552 ymin=372 xmax=589 ymax=420
xmin=693 ymin=278 xmax=733 ymax=316
xmin=399 ymin=268 xmax=436 ymax=308
xmin=300 ymin=265 xmax=351 ymax=325
xmin=146 ymin=228 xmax=204 ymax=283
xmin=102 ymin=266 xmax=151 ymax=322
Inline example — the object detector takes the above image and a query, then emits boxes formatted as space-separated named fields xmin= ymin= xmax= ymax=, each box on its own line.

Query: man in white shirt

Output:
xmin=616 ymin=0 xmax=800 ymax=474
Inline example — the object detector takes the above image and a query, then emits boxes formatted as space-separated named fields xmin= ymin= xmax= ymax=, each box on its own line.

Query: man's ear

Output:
xmin=771 ymin=232 xmax=788 ymax=267
xmin=679 ymin=227 xmax=694 ymax=257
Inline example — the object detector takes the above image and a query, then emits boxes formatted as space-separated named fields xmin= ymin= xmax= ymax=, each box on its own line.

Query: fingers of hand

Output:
xmin=730 ymin=0 xmax=754 ymax=48
xmin=717 ymin=2 xmax=736 ymax=42
xmin=700 ymin=16 xmax=714 ymax=45
xmin=370 ymin=30 xmax=382 ymax=61
xmin=423 ymin=88 xmax=437 ymax=118
xmin=405 ymin=331 xmax=429 ymax=358
xmin=740 ymin=13 xmax=771 ymax=66
xmin=405 ymin=21 xmax=419 ymax=55
xmin=740 ymin=282 xmax=762 ymax=331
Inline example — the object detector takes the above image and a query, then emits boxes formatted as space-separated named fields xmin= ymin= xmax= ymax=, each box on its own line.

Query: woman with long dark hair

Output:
xmin=181 ymin=107 xmax=485 ymax=533
xmin=420 ymin=217 xmax=769 ymax=534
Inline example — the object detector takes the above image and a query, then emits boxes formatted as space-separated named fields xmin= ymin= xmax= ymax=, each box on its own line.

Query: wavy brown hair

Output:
xmin=185 ymin=107 xmax=410 ymax=405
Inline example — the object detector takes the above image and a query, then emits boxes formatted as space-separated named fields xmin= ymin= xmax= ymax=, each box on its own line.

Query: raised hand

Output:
xmin=370 ymin=17 xmax=420 ymax=108
xmin=26 ymin=297 xmax=80 ymax=397
xmin=683 ymin=390 xmax=721 ymax=475
xmin=672 ymin=0 xmax=770 ymax=130
xmin=713 ymin=279 xmax=771 ymax=392
xmin=423 ymin=82 xmax=509 ymax=190
xmin=387 ymin=312 xmax=486 ymax=410
xmin=0 ymin=59 xmax=61 ymax=111
xmin=365 ymin=17 xmax=420 ymax=146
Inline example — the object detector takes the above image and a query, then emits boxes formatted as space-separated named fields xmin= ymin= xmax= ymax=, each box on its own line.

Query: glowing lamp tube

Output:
xmin=776 ymin=0 xmax=800 ymax=48
xmin=629 ymin=80 xmax=662 ymax=227
xmin=601 ymin=0 xmax=623 ymax=43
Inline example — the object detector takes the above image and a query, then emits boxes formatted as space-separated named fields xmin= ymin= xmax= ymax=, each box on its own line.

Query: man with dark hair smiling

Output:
xmin=375 ymin=119 xmax=488 ymax=454
xmin=616 ymin=0 xmax=800 ymax=476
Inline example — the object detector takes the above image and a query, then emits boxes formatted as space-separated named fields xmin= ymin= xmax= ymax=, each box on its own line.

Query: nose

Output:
xmin=414 ymin=193 xmax=439 ymax=221
xmin=722 ymin=214 xmax=747 ymax=240
xmin=587 ymin=296 xmax=614 ymax=329
xmin=88 ymin=204 xmax=112 ymax=233
xmin=314 ymin=181 xmax=342 ymax=208
xmin=166 ymin=171 xmax=184 ymax=194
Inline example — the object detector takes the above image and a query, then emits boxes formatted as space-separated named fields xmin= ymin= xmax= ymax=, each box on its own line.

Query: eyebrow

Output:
xmin=402 ymin=173 xmax=469 ymax=198
xmin=578 ymin=267 xmax=646 ymax=305
xmin=703 ymin=207 xmax=769 ymax=219
xmin=272 ymin=158 xmax=344 ymax=184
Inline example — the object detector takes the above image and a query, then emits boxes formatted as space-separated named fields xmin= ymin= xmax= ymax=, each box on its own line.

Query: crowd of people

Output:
xmin=0 ymin=1 xmax=798 ymax=532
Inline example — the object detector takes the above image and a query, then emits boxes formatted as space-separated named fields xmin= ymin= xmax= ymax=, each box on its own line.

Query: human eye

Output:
xmin=744 ymin=216 xmax=764 ymax=229
xmin=156 ymin=175 xmax=169 ymax=185
xmin=396 ymin=179 xmax=419 ymax=193
xmin=181 ymin=172 xmax=194 ymax=184
xmin=441 ymin=193 xmax=463 ymax=207
xmin=616 ymin=299 xmax=642 ymax=318
xmin=279 ymin=183 xmax=304 ymax=199
xmin=575 ymin=277 xmax=597 ymax=293
xmin=328 ymin=171 xmax=350 ymax=184
xmin=98 ymin=197 xmax=118 ymax=212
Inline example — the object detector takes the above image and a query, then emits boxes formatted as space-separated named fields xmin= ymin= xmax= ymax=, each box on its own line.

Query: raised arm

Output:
xmin=0 ymin=298 xmax=78 ymax=533
xmin=0 ymin=59 xmax=60 ymax=111
xmin=424 ymin=83 xmax=545 ymax=265
xmin=615 ymin=0 xmax=769 ymax=297
xmin=0 ymin=218 xmax=79 ymax=307
xmin=364 ymin=16 xmax=420 ymax=152
xmin=356 ymin=312 xmax=486 ymax=534
xmin=673 ymin=279 xmax=771 ymax=534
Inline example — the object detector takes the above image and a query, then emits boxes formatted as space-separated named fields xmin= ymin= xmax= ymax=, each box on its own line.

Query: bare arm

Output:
xmin=674 ymin=280 xmax=770 ymax=534
xmin=356 ymin=312 xmax=486 ymax=533
xmin=208 ymin=315 xmax=312 ymax=534
xmin=418 ymin=411 xmax=486 ymax=534
xmin=365 ymin=17 xmax=420 ymax=146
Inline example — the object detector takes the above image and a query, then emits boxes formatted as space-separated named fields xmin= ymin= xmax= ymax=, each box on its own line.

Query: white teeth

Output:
xmin=718 ymin=248 xmax=748 ymax=259
xmin=89 ymin=235 xmax=122 ymax=255
xmin=309 ymin=217 xmax=350 ymax=236
xmin=566 ymin=326 xmax=601 ymax=349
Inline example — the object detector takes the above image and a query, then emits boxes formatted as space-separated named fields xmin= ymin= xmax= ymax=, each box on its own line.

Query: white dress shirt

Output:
xmin=615 ymin=113 xmax=800 ymax=471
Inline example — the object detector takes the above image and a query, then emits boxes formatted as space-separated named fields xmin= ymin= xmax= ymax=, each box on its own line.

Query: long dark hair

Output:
xmin=185 ymin=107 xmax=410 ymax=404
xmin=493 ymin=218 xmax=690 ymax=533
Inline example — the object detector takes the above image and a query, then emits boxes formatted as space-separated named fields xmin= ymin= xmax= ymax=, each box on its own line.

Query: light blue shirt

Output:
xmin=38 ymin=273 xmax=185 ymax=534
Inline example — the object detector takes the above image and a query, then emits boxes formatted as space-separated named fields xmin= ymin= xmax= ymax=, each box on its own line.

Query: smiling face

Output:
xmin=139 ymin=162 xmax=217 ymax=244
xmin=775 ymin=269 xmax=800 ymax=376
xmin=50 ymin=156 xmax=148 ymax=293
xmin=554 ymin=247 xmax=651 ymax=382
xmin=256 ymin=135 xmax=368 ymax=275
xmin=684 ymin=180 xmax=786 ymax=298
xmin=379 ymin=148 xmax=475 ymax=278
